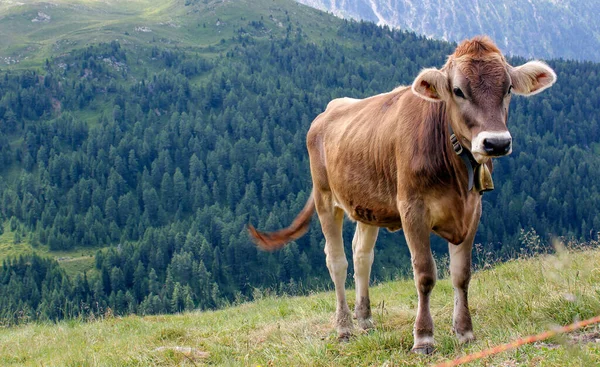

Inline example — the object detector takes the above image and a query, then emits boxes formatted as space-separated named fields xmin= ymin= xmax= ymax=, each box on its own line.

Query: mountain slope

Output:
xmin=1 ymin=0 xmax=600 ymax=324
xmin=0 ymin=0 xmax=340 ymax=68
xmin=296 ymin=0 xmax=600 ymax=61
xmin=1 ymin=248 xmax=599 ymax=366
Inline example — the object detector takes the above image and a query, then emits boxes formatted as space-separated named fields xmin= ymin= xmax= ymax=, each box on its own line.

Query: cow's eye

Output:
xmin=507 ymin=85 xmax=513 ymax=95
xmin=453 ymin=87 xmax=466 ymax=99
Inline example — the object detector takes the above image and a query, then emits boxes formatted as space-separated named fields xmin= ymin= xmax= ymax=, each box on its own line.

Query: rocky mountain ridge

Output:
xmin=296 ymin=0 xmax=600 ymax=61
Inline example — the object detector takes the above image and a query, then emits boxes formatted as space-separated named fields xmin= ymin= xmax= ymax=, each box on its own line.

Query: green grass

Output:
xmin=0 ymin=223 xmax=36 ymax=262
xmin=1 ymin=248 xmax=599 ymax=366
xmin=58 ymin=256 xmax=97 ymax=277
xmin=68 ymin=97 xmax=113 ymax=127
xmin=0 ymin=223 xmax=100 ymax=276
xmin=0 ymin=0 xmax=343 ymax=69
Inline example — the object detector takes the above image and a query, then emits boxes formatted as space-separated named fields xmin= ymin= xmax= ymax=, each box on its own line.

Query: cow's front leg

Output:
xmin=448 ymin=240 xmax=474 ymax=343
xmin=399 ymin=202 xmax=437 ymax=354
xmin=448 ymin=205 xmax=480 ymax=344
xmin=352 ymin=222 xmax=378 ymax=330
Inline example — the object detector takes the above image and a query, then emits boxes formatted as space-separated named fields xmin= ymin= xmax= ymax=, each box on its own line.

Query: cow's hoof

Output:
xmin=338 ymin=332 xmax=353 ymax=342
xmin=357 ymin=318 xmax=374 ymax=331
xmin=411 ymin=345 xmax=435 ymax=355
xmin=456 ymin=331 xmax=475 ymax=344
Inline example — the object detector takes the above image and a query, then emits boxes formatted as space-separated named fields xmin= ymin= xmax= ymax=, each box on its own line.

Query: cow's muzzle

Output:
xmin=472 ymin=131 xmax=512 ymax=158
xmin=483 ymin=136 xmax=512 ymax=156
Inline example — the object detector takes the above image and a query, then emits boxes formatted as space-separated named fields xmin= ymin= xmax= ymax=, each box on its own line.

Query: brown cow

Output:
xmin=249 ymin=36 xmax=556 ymax=354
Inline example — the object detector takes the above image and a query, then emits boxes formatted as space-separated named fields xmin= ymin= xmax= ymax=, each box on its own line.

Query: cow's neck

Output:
xmin=448 ymin=124 xmax=477 ymax=192
xmin=412 ymin=101 xmax=481 ymax=194
xmin=444 ymin=105 xmax=494 ymax=194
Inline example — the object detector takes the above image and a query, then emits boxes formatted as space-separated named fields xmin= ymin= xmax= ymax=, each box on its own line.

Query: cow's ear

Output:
xmin=509 ymin=61 xmax=556 ymax=96
xmin=411 ymin=68 xmax=449 ymax=102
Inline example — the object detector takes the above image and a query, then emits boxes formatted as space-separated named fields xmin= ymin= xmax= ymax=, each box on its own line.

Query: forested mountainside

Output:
xmin=1 ymin=0 xmax=600 ymax=324
xmin=296 ymin=0 xmax=600 ymax=62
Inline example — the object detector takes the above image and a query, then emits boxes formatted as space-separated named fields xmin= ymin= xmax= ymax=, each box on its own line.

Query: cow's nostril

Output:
xmin=482 ymin=138 xmax=495 ymax=153
xmin=482 ymin=137 xmax=511 ymax=155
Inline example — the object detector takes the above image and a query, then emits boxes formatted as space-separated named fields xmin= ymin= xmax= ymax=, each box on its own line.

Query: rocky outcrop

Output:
xmin=295 ymin=0 xmax=600 ymax=61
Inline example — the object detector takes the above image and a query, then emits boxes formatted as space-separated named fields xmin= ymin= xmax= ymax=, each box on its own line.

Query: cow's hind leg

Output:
xmin=399 ymin=202 xmax=436 ymax=354
xmin=315 ymin=192 xmax=352 ymax=340
xmin=352 ymin=222 xmax=378 ymax=330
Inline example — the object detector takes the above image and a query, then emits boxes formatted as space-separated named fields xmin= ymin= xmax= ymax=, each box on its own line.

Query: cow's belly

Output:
xmin=331 ymin=185 xmax=480 ymax=241
xmin=332 ymin=186 xmax=402 ymax=231
xmin=347 ymin=204 xmax=402 ymax=230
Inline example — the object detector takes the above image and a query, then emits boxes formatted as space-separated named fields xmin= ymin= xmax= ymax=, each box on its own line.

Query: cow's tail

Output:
xmin=248 ymin=191 xmax=315 ymax=251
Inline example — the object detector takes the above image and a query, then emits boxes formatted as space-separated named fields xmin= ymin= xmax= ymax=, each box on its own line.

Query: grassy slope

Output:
xmin=0 ymin=0 xmax=342 ymax=69
xmin=1 ymin=248 xmax=599 ymax=366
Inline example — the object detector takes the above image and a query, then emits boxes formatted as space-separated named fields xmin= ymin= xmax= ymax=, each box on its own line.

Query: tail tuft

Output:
xmin=247 ymin=224 xmax=286 ymax=251
xmin=248 ymin=192 xmax=315 ymax=251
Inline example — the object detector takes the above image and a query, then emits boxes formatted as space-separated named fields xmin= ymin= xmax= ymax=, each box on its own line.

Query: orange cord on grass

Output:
xmin=433 ymin=314 xmax=600 ymax=367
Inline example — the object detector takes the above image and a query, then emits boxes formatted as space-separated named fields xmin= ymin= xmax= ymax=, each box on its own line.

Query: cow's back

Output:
xmin=306 ymin=87 xmax=414 ymax=229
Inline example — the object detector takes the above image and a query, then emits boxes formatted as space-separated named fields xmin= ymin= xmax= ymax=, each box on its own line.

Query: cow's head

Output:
xmin=411 ymin=36 xmax=556 ymax=163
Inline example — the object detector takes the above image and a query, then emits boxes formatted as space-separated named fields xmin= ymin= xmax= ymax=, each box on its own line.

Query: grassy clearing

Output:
xmin=1 ymin=248 xmax=599 ymax=366
xmin=0 ymin=223 xmax=100 ymax=276
xmin=0 ymin=223 xmax=35 ymax=262
xmin=54 ymin=254 xmax=97 ymax=278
